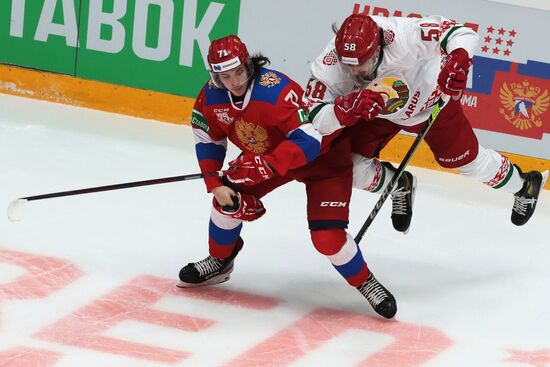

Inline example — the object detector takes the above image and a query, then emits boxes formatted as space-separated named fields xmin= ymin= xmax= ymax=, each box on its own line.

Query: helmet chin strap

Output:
xmin=236 ymin=71 xmax=255 ymax=89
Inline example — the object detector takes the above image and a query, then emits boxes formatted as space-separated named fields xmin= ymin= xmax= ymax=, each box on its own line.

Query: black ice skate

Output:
xmin=356 ymin=272 xmax=397 ymax=319
xmin=511 ymin=165 xmax=549 ymax=226
xmin=177 ymin=238 xmax=243 ymax=288
xmin=383 ymin=162 xmax=417 ymax=234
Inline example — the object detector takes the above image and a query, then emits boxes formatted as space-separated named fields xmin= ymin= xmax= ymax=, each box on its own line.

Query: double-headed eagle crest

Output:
xmin=259 ymin=72 xmax=281 ymax=88
xmin=235 ymin=119 xmax=270 ymax=153
xmin=499 ymin=80 xmax=549 ymax=130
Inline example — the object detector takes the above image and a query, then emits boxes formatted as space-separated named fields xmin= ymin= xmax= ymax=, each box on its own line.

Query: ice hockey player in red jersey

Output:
xmin=178 ymin=35 xmax=397 ymax=319
xmin=305 ymin=13 xmax=548 ymax=227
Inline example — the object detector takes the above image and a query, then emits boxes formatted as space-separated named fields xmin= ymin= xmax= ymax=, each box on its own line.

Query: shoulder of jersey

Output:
xmin=203 ymin=80 xmax=231 ymax=106
xmin=311 ymin=38 xmax=348 ymax=86
xmin=314 ymin=38 xmax=340 ymax=69
xmin=373 ymin=16 xmax=401 ymax=47
xmin=251 ymin=67 xmax=292 ymax=105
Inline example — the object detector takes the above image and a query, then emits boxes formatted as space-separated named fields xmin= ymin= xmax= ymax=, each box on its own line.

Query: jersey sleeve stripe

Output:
xmin=287 ymin=125 xmax=322 ymax=163
xmin=192 ymin=108 xmax=204 ymax=118
xmin=195 ymin=142 xmax=226 ymax=162
xmin=193 ymin=128 xmax=227 ymax=147
xmin=308 ymin=103 xmax=328 ymax=122
xmin=440 ymin=25 xmax=465 ymax=53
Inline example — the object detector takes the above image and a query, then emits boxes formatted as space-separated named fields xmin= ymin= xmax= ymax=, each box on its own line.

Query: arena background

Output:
xmin=1 ymin=0 xmax=548 ymax=182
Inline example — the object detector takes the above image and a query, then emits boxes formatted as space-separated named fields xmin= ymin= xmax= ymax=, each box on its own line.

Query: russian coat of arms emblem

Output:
xmin=499 ymin=80 xmax=549 ymax=130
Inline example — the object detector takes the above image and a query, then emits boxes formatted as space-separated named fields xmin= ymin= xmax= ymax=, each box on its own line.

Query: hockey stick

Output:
xmin=354 ymin=95 xmax=450 ymax=244
xmin=7 ymin=170 xmax=228 ymax=222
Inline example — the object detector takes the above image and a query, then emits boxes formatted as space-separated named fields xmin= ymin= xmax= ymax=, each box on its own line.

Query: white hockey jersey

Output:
xmin=306 ymin=15 xmax=479 ymax=135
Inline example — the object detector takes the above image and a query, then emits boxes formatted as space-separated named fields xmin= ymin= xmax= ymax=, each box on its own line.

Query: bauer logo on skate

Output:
xmin=499 ymin=80 xmax=549 ymax=131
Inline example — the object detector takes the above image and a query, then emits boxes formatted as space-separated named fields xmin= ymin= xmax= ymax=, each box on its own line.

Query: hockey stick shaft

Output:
xmin=7 ymin=170 xmax=229 ymax=222
xmin=19 ymin=170 xmax=227 ymax=202
xmin=354 ymin=95 xmax=449 ymax=244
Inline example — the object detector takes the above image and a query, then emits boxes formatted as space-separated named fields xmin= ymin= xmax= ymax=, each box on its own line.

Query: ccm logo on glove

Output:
xmin=227 ymin=153 xmax=275 ymax=185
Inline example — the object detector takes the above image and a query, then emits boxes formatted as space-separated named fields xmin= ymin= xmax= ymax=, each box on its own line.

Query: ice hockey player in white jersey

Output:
xmin=304 ymin=12 xmax=548 ymax=227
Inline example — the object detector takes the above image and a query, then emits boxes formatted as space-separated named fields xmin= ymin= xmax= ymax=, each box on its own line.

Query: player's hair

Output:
xmin=250 ymin=54 xmax=271 ymax=78
xmin=227 ymin=53 xmax=270 ymax=90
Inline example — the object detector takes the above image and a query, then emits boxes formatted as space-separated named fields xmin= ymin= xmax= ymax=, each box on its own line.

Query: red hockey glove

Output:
xmin=227 ymin=153 xmax=275 ymax=186
xmin=334 ymin=89 xmax=385 ymax=126
xmin=438 ymin=48 xmax=472 ymax=97
xmin=213 ymin=192 xmax=266 ymax=222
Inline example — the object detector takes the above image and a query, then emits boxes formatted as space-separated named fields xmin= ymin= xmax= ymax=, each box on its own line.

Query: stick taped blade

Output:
xmin=7 ymin=199 xmax=27 ymax=222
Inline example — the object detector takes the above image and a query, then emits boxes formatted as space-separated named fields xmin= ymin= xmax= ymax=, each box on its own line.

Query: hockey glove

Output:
xmin=438 ymin=48 xmax=472 ymax=97
xmin=213 ymin=192 xmax=266 ymax=222
xmin=227 ymin=153 xmax=275 ymax=186
xmin=334 ymin=89 xmax=385 ymax=126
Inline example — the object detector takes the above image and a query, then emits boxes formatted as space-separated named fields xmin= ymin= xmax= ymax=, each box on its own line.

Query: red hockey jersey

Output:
xmin=192 ymin=67 xmax=323 ymax=191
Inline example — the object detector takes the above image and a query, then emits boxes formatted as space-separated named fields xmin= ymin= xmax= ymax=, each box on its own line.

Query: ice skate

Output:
xmin=356 ymin=272 xmax=397 ymax=319
xmin=177 ymin=238 xmax=243 ymax=288
xmin=511 ymin=166 xmax=548 ymax=226
xmin=383 ymin=162 xmax=417 ymax=234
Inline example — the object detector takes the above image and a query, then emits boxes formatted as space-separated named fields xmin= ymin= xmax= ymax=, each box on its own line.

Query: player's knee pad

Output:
xmin=310 ymin=228 xmax=347 ymax=256
xmin=213 ymin=192 xmax=266 ymax=222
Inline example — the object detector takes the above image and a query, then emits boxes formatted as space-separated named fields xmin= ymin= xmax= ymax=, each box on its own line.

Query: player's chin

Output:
xmin=231 ymin=87 xmax=247 ymax=97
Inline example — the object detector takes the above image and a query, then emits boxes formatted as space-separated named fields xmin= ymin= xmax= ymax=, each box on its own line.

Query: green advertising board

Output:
xmin=76 ymin=0 xmax=240 ymax=96
xmin=0 ymin=0 xmax=81 ymax=74
xmin=0 ymin=0 xmax=241 ymax=97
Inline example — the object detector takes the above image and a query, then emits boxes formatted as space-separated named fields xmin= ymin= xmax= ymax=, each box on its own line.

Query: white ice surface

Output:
xmin=1 ymin=93 xmax=549 ymax=367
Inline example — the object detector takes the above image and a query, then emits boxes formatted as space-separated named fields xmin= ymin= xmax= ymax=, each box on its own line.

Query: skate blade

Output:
xmin=176 ymin=274 xmax=231 ymax=288
xmin=402 ymin=175 xmax=417 ymax=236
xmin=540 ymin=171 xmax=549 ymax=191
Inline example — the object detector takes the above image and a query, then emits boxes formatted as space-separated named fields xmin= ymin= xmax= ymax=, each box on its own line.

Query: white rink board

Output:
xmin=238 ymin=0 xmax=550 ymax=160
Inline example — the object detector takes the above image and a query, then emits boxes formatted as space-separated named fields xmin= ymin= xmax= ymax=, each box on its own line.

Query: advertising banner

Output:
xmin=0 ymin=0 xmax=549 ymax=159
xmin=0 ymin=0 xmax=81 ymax=74
xmin=238 ymin=0 xmax=550 ymax=159
xmin=0 ymin=0 xmax=239 ymax=96
xmin=75 ymin=0 xmax=240 ymax=96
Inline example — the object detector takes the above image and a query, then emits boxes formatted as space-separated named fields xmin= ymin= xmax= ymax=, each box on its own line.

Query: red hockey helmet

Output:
xmin=207 ymin=35 xmax=250 ymax=73
xmin=335 ymin=14 xmax=381 ymax=65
